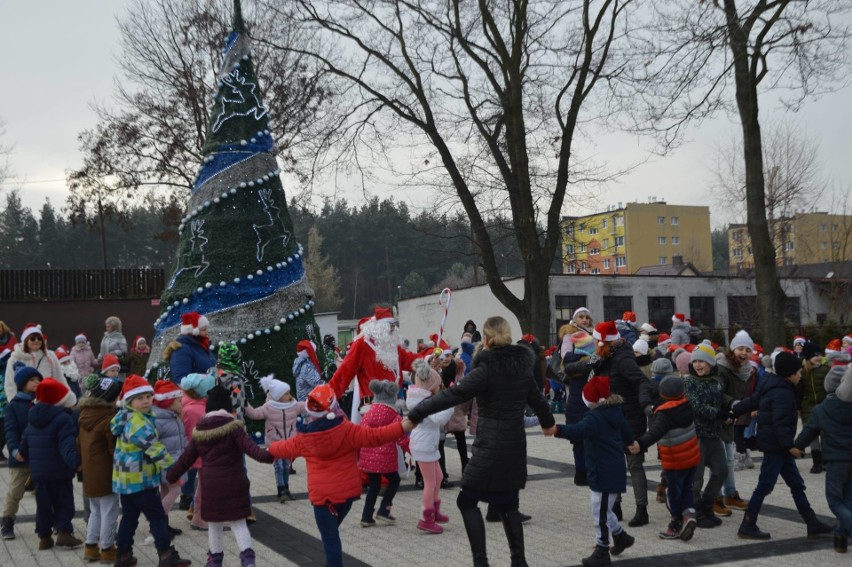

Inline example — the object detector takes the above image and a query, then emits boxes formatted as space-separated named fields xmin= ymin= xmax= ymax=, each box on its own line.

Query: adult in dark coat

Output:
xmin=168 ymin=312 xmax=217 ymax=386
xmin=591 ymin=321 xmax=653 ymax=527
xmin=406 ymin=316 xmax=555 ymax=567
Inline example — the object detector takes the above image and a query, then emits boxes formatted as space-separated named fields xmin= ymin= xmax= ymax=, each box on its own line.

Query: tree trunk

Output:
xmin=518 ymin=257 xmax=552 ymax=345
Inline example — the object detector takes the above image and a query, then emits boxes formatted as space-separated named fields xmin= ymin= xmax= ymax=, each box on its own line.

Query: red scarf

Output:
xmin=196 ymin=335 xmax=210 ymax=351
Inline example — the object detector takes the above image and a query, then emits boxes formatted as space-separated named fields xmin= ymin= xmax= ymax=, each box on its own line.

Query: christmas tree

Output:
xmin=148 ymin=0 xmax=319 ymax=399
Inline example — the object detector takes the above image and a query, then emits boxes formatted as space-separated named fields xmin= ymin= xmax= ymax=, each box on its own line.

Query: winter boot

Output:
xmin=810 ymin=450 xmax=825 ymax=474
xmin=56 ymin=531 xmax=83 ymax=548
xmin=205 ymin=551 xmax=224 ymax=567
xmin=157 ymin=546 xmax=192 ymax=567
xmin=628 ymin=505 xmax=649 ymax=527
xmin=574 ymin=470 xmax=588 ymax=486
xmin=114 ymin=549 xmax=138 ymax=567
xmin=656 ymin=484 xmax=667 ymax=503
xmin=803 ymin=510 xmax=833 ymax=538
xmin=724 ymin=491 xmax=748 ymax=511
xmin=84 ymin=543 xmax=101 ymax=562
xmin=178 ymin=494 xmax=192 ymax=511
xmin=39 ymin=535 xmax=54 ymax=550
xmin=460 ymin=507 xmax=489 ymax=567
xmin=696 ymin=502 xmax=722 ymax=528
xmin=737 ymin=514 xmax=771 ymax=540
xmin=835 ymin=535 xmax=848 ymax=553
xmin=434 ymin=500 xmax=450 ymax=524
xmin=500 ymin=510 xmax=528 ymax=567
xmin=680 ymin=509 xmax=697 ymax=541
xmin=99 ymin=546 xmax=117 ymax=565
xmin=581 ymin=545 xmax=612 ymax=567
xmin=485 ymin=503 xmax=501 ymax=522
xmin=239 ymin=548 xmax=256 ymax=567
xmin=417 ymin=508 xmax=443 ymax=534
xmin=610 ymin=530 xmax=634 ymax=556
xmin=612 ymin=499 xmax=623 ymax=522
xmin=713 ymin=496 xmax=732 ymax=517
xmin=1 ymin=516 xmax=14 ymax=540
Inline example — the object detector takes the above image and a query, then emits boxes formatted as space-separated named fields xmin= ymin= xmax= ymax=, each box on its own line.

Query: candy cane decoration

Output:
xmin=434 ymin=287 xmax=452 ymax=356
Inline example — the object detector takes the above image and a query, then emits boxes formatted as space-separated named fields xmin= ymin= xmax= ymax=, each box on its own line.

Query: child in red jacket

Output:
xmin=268 ymin=384 xmax=413 ymax=567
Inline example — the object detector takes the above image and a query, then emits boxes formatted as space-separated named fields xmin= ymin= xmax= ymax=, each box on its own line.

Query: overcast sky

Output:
xmin=1 ymin=0 xmax=850 ymax=229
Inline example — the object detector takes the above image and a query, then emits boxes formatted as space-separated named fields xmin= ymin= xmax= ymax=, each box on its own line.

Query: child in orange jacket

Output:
xmin=268 ymin=384 xmax=413 ymax=567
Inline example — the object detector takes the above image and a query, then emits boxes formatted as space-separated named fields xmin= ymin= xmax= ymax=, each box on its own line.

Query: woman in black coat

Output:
xmin=407 ymin=316 xmax=555 ymax=567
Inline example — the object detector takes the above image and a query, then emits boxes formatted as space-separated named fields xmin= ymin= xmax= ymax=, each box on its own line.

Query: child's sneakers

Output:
xmin=417 ymin=508 xmax=443 ymax=534
xmin=680 ymin=509 xmax=697 ymax=541
xmin=659 ymin=520 xmax=682 ymax=540
xmin=359 ymin=518 xmax=376 ymax=528
xmin=1 ymin=516 xmax=15 ymax=540
xmin=376 ymin=511 xmax=396 ymax=525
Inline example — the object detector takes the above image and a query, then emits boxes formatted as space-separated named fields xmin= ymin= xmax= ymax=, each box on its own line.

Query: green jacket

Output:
xmin=110 ymin=407 xmax=173 ymax=495
xmin=799 ymin=363 xmax=829 ymax=423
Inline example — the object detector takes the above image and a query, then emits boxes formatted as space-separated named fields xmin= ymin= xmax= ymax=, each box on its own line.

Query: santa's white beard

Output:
xmin=363 ymin=321 xmax=401 ymax=372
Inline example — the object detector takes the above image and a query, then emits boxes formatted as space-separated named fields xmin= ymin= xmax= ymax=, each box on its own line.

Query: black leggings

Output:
xmin=451 ymin=431 xmax=469 ymax=471
xmin=456 ymin=489 xmax=519 ymax=515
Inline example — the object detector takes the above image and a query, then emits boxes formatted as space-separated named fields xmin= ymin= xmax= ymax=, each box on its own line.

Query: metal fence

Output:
xmin=0 ymin=269 xmax=166 ymax=301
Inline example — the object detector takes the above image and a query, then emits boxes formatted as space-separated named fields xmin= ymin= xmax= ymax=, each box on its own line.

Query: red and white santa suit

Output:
xmin=328 ymin=307 xmax=418 ymax=421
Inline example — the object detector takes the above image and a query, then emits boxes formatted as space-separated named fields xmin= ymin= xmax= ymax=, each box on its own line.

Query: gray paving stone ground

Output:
xmin=0 ymin=429 xmax=841 ymax=566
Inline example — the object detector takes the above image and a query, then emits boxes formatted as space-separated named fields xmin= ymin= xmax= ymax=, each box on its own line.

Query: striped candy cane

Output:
xmin=434 ymin=287 xmax=452 ymax=356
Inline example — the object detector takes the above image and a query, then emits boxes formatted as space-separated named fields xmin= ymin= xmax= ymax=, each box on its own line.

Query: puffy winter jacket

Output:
xmin=406 ymin=386 xmax=454 ymax=462
xmin=166 ymin=412 xmax=273 ymax=522
xmin=268 ymin=417 xmax=404 ymax=505
xmin=560 ymin=351 xmax=593 ymax=425
xmin=555 ymin=400 xmax=633 ymax=493
xmin=98 ymin=331 xmax=128 ymax=361
xmin=71 ymin=344 xmax=98 ymax=377
xmin=732 ymin=373 xmax=798 ymax=454
xmin=77 ymin=397 xmax=118 ymax=497
xmin=169 ymin=335 xmax=216 ymax=386
xmin=152 ymin=405 xmax=187 ymax=461
xmin=4 ymin=344 xmax=64 ymax=398
xmin=244 ymin=398 xmax=305 ymax=444
xmin=294 ymin=357 xmax=323 ymax=402
xmin=406 ymin=344 xmax=555 ymax=493
xmin=616 ymin=321 xmax=638 ymax=345
xmin=637 ymin=397 xmax=699 ymax=471
xmin=684 ymin=370 xmax=727 ymax=439
xmin=358 ymin=402 xmax=403 ymax=474
xmin=798 ymin=362 xmax=828 ymax=423
xmin=110 ymin=407 xmax=173 ymax=494
xmin=20 ymin=403 xmax=79 ymax=481
xmin=669 ymin=322 xmax=691 ymax=346
xmin=181 ymin=393 xmax=207 ymax=469
xmin=4 ymin=392 xmax=34 ymax=468
xmin=794 ymin=394 xmax=852 ymax=463
xmin=595 ymin=341 xmax=653 ymax=438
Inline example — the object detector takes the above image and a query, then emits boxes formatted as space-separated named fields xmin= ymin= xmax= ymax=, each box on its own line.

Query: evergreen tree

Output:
xmin=0 ymin=191 xmax=40 ymax=269
xmin=148 ymin=0 xmax=321 ymax=399
xmin=303 ymin=226 xmax=342 ymax=312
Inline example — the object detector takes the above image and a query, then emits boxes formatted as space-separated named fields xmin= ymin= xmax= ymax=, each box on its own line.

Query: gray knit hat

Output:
xmin=824 ymin=365 xmax=847 ymax=394
xmin=659 ymin=374 xmax=685 ymax=400
xmin=369 ymin=379 xmax=399 ymax=406
xmin=651 ymin=358 xmax=674 ymax=377
xmin=729 ymin=330 xmax=754 ymax=352
xmin=690 ymin=341 xmax=717 ymax=367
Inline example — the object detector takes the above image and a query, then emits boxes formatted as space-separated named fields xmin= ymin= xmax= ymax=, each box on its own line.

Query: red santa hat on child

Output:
xmin=133 ymin=336 xmax=148 ymax=350
xmin=121 ymin=375 xmax=154 ymax=403
xmin=153 ymin=380 xmax=182 ymax=408
xmin=825 ymin=339 xmax=843 ymax=355
xmin=592 ymin=321 xmax=620 ymax=346
xmin=622 ymin=311 xmax=637 ymax=323
xmin=102 ymin=354 xmax=121 ymax=373
xmin=180 ymin=312 xmax=209 ymax=336
xmin=672 ymin=313 xmax=686 ymax=323
xmin=54 ymin=345 xmax=71 ymax=363
xmin=36 ymin=377 xmax=76 ymax=408
xmin=793 ymin=336 xmax=807 ymax=347
xmin=582 ymin=376 xmax=610 ymax=407
xmin=658 ymin=333 xmax=672 ymax=346
xmin=296 ymin=340 xmax=322 ymax=373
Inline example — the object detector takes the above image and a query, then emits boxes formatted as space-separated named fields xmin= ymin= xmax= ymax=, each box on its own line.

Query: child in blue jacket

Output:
xmin=554 ymin=376 xmax=635 ymax=567
xmin=19 ymin=377 xmax=81 ymax=550
xmin=1 ymin=365 xmax=42 ymax=540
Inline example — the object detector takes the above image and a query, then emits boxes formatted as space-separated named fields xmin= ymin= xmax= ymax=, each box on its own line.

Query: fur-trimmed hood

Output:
xmin=77 ymin=396 xmax=117 ymax=410
xmin=191 ymin=412 xmax=244 ymax=443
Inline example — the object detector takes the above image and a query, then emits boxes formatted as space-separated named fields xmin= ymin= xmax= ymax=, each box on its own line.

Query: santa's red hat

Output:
xmin=825 ymin=339 xmax=843 ymax=354
xmin=153 ymin=380 xmax=181 ymax=408
xmin=102 ymin=354 xmax=121 ymax=373
xmin=793 ymin=336 xmax=807 ymax=346
xmin=121 ymin=375 xmax=153 ymax=403
xmin=672 ymin=313 xmax=686 ymax=323
xmin=427 ymin=334 xmax=451 ymax=351
xmin=36 ymin=377 xmax=76 ymax=408
xmin=356 ymin=316 xmax=371 ymax=335
xmin=180 ymin=312 xmax=209 ymax=336
xmin=622 ymin=311 xmax=636 ymax=323
xmin=296 ymin=340 xmax=322 ymax=373
xmin=658 ymin=333 xmax=671 ymax=345
xmin=20 ymin=323 xmax=43 ymax=343
xmin=373 ymin=306 xmax=395 ymax=322
xmin=582 ymin=376 xmax=610 ymax=406
xmin=592 ymin=321 xmax=619 ymax=345
xmin=54 ymin=344 xmax=71 ymax=363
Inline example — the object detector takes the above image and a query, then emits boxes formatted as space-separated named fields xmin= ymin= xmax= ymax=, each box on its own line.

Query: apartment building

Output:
xmin=561 ymin=199 xmax=713 ymax=275
xmin=727 ymin=212 xmax=852 ymax=271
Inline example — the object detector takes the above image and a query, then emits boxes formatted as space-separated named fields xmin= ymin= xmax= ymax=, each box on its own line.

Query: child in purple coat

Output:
xmin=166 ymin=386 xmax=273 ymax=567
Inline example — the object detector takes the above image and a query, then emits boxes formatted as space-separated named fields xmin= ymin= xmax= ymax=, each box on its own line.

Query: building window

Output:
xmin=615 ymin=256 xmax=626 ymax=268
xmin=689 ymin=296 xmax=715 ymax=328
xmin=672 ymin=236 xmax=680 ymax=245
xmin=589 ymin=227 xmax=599 ymax=235
xmin=647 ymin=296 xmax=675 ymax=331
xmin=785 ymin=297 xmax=801 ymax=327
xmin=657 ymin=216 xmax=666 ymax=225
xmin=671 ymin=216 xmax=679 ymax=226
xmin=580 ymin=261 xmax=587 ymax=272
xmin=747 ymin=246 xmax=752 ymax=255
xmin=785 ymin=241 xmax=794 ymax=250
xmin=579 ymin=243 xmax=587 ymax=252
xmin=603 ymin=258 xmax=611 ymax=269
xmin=591 ymin=268 xmax=601 ymax=275
xmin=658 ymin=236 xmax=667 ymax=245
xmin=579 ymin=223 xmax=586 ymax=233
xmin=603 ymin=296 xmax=633 ymax=323
xmin=603 ymin=238 xmax=609 ymax=249
xmin=833 ymin=241 xmax=840 ymax=250
xmin=567 ymin=224 xmax=575 ymax=236
xmin=602 ymin=218 xmax=608 ymax=229
xmin=589 ymin=247 xmax=600 ymax=255
xmin=566 ymin=263 xmax=576 ymax=274
xmin=615 ymin=236 xmax=624 ymax=247
xmin=820 ymin=241 xmax=827 ymax=250
xmin=833 ymin=224 xmax=839 ymax=231
xmin=732 ymin=247 xmax=743 ymax=258
xmin=555 ymin=295 xmax=587 ymax=329
xmin=615 ymin=216 xmax=624 ymax=227
xmin=732 ymin=230 xmax=742 ymax=242
xmin=819 ymin=223 xmax=827 ymax=232
xmin=566 ymin=244 xmax=575 ymax=254
xmin=659 ymin=256 xmax=667 ymax=265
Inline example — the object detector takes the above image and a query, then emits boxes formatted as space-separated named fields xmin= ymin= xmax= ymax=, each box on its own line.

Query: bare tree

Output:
xmin=0 ymin=118 xmax=12 ymax=189
xmin=630 ymin=0 xmax=851 ymax=347
xmin=69 ymin=0 xmax=332 ymax=205
xmin=263 ymin=0 xmax=638 ymax=340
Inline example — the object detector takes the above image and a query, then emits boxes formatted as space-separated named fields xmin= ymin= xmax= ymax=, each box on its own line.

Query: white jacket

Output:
xmin=406 ymin=386 xmax=453 ymax=462
xmin=4 ymin=343 xmax=66 ymax=398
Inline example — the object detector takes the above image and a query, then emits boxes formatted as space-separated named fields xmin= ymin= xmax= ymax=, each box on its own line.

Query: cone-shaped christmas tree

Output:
xmin=148 ymin=0 xmax=319 ymax=395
